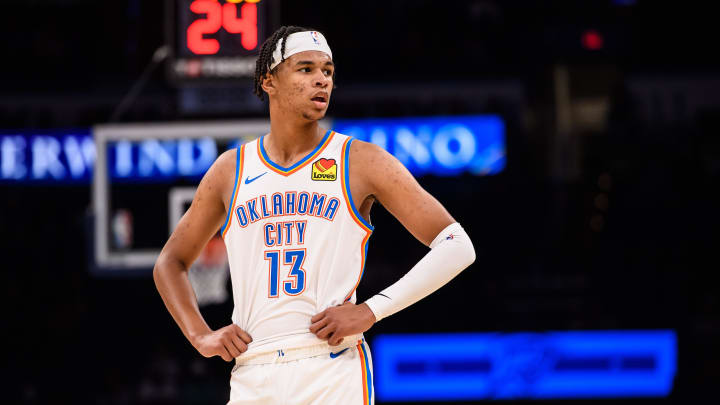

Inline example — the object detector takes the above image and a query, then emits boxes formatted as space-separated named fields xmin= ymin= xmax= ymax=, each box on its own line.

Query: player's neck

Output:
xmin=265 ymin=109 xmax=326 ymax=165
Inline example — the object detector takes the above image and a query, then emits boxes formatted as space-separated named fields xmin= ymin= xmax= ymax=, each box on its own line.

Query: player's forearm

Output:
xmin=364 ymin=222 xmax=475 ymax=321
xmin=153 ymin=255 xmax=212 ymax=343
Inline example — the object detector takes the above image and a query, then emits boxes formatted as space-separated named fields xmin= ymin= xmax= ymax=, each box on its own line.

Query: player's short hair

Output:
xmin=253 ymin=25 xmax=334 ymax=101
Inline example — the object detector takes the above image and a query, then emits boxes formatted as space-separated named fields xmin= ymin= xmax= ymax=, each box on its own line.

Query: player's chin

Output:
xmin=302 ymin=109 xmax=327 ymax=121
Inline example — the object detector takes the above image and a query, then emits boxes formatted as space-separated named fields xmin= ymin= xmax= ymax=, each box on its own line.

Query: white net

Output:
xmin=168 ymin=187 xmax=230 ymax=307
xmin=189 ymin=236 xmax=229 ymax=307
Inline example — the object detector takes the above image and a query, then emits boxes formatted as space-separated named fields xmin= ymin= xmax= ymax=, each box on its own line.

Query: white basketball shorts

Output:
xmin=228 ymin=338 xmax=374 ymax=405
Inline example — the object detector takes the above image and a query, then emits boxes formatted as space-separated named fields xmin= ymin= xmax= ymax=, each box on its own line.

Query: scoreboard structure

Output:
xmin=165 ymin=0 xmax=279 ymax=83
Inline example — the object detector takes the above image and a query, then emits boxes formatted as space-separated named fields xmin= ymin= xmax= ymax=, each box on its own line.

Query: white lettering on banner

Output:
xmin=335 ymin=122 xmax=485 ymax=173
xmin=417 ymin=125 xmax=434 ymax=150
xmin=63 ymin=135 xmax=95 ymax=178
xmin=1 ymin=136 xmax=27 ymax=179
xmin=115 ymin=140 xmax=133 ymax=177
xmin=138 ymin=140 xmax=175 ymax=176
xmin=369 ymin=128 xmax=388 ymax=150
xmin=395 ymin=127 xmax=432 ymax=169
xmin=32 ymin=136 xmax=66 ymax=179
xmin=1 ymin=135 xmax=223 ymax=182
xmin=432 ymin=124 xmax=476 ymax=169
xmin=1 ymin=117 xmax=503 ymax=183
xmin=177 ymin=139 xmax=194 ymax=175
xmin=177 ymin=138 xmax=217 ymax=176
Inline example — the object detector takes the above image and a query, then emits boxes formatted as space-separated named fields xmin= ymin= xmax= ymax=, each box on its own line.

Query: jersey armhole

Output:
xmin=341 ymin=137 xmax=374 ymax=232
xmin=220 ymin=144 xmax=245 ymax=238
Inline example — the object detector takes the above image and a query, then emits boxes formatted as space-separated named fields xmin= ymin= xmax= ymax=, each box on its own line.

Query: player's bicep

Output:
xmin=359 ymin=142 xmax=454 ymax=246
xmin=159 ymin=150 xmax=235 ymax=268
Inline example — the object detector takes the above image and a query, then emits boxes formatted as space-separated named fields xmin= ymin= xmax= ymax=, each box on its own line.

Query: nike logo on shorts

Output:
xmin=329 ymin=348 xmax=349 ymax=359
xmin=244 ymin=172 xmax=267 ymax=185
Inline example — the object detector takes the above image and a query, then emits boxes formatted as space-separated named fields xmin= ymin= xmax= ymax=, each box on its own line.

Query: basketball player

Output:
xmin=153 ymin=26 xmax=475 ymax=405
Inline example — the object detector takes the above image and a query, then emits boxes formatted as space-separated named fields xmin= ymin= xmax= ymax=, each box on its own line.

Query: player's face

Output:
xmin=273 ymin=51 xmax=334 ymax=121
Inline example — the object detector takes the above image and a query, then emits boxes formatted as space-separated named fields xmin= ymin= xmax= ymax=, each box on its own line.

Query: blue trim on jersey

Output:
xmin=220 ymin=146 xmax=241 ymax=236
xmin=361 ymin=341 xmax=374 ymax=404
xmin=259 ymin=129 xmax=332 ymax=172
xmin=344 ymin=138 xmax=375 ymax=230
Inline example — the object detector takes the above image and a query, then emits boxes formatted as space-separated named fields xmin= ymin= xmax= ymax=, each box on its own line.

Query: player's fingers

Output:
xmin=233 ymin=325 xmax=253 ymax=344
xmin=315 ymin=323 xmax=335 ymax=339
xmin=219 ymin=346 xmax=233 ymax=362
xmin=309 ymin=317 xmax=329 ymax=334
xmin=329 ymin=335 xmax=344 ymax=346
xmin=224 ymin=340 xmax=241 ymax=358
xmin=231 ymin=334 xmax=248 ymax=353
xmin=311 ymin=310 xmax=326 ymax=323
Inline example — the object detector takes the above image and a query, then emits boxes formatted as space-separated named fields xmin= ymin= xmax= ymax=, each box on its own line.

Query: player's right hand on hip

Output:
xmin=191 ymin=324 xmax=253 ymax=362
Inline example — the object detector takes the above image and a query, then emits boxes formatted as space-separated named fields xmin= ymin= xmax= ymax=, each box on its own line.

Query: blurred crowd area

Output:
xmin=2 ymin=1 xmax=719 ymax=404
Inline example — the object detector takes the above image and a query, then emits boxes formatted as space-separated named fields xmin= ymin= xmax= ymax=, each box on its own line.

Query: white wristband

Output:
xmin=364 ymin=222 xmax=475 ymax=322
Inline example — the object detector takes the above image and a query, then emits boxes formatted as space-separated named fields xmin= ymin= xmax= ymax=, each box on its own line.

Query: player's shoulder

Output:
xmin=198 ymin=147 xmax=238 ymax=196
xmin=340 ymin=136 xmax=410 ymax=190
xmin=210 ymin=147 xmax=238 ymax=175
xmin=345 ymin=137 xmax=391 ymax=164
xmin=217 ymin=146 xmax=238 ymax=163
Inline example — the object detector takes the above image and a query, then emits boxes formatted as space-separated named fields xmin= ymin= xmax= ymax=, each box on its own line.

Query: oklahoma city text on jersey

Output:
xmin=233 ymin=192 xmax=340 ymax=247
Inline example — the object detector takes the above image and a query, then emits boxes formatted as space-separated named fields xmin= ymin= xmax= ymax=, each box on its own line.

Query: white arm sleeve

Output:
xmin=363 ymin=222 xmax=475 ymax=322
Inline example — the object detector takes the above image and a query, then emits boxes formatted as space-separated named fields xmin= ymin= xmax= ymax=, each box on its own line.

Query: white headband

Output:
xmin=269 ymin=31 xmax=333 ymax=71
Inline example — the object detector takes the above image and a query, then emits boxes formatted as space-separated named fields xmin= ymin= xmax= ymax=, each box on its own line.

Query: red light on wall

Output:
xmin=582 ymin=30 xmax=604 ymax=51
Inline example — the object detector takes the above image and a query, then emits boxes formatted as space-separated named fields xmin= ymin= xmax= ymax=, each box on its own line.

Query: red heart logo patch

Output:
xmin=314 ymin=158 xmax=335 ymax=172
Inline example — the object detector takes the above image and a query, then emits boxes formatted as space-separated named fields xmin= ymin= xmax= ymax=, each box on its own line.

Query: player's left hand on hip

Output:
xmin=309 ymin=302 xmax=377 ymax=346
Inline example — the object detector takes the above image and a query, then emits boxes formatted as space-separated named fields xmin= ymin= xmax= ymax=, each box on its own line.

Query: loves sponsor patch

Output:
xmin=311 ymin=158 xmax=337 ymax=181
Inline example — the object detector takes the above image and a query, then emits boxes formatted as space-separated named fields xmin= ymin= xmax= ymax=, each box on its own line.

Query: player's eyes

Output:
xmin=297 ymin=67 xmax=332 ymax=76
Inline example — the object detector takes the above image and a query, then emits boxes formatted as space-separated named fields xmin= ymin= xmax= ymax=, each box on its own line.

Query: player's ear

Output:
xmin=261 ymin=72 xmax=277 ymax=96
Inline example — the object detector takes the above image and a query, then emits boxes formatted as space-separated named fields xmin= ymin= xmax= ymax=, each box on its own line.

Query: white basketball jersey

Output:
xmin=219 ymin=130 xmax=373 ymax=356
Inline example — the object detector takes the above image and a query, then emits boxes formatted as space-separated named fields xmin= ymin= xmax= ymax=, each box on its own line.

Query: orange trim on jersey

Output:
xmin=357 ymin=340 xmax=370 ymax=405
xmin=341 ymin=137 xmax=373 ymax=302
xmin=256 ymin=131 xmax=336 ymax=176
xmin=221 ymin=144 xmax=245 ymax=239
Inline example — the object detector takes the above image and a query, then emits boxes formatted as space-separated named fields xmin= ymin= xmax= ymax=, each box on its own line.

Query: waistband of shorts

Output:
xmin=234 ymin=334 xmax=363 ymax=366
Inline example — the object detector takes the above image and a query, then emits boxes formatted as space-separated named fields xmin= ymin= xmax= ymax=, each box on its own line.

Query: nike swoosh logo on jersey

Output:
xmin=244 ymin=172 xmax=267 ymax=185
xmin=329 ymin=348 xmax=349 ymax=359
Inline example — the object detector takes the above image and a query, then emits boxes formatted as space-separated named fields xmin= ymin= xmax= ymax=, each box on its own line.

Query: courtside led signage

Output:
xmin=372 ymin=330 xmax=676 ymax=401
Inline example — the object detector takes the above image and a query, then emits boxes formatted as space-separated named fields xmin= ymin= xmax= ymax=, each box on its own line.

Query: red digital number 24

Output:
xmin=187 ymin=0 xmax=258 ymax=55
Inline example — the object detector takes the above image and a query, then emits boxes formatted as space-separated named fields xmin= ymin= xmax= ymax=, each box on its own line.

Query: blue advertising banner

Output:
xmin=107 ymin=138 xmax=218 ymax=182
xmin=372 ymin=330 xmax=676 ymax=401
xmin=333 ymin=115 xmax=505 ymax=177
xmin=0 ymin=115 xmax=505 ymax=184
xmin=0 ymin=130 xmax=94 ymax=183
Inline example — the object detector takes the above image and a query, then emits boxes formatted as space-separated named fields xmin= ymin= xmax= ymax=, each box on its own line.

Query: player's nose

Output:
xmin=313 ymin=72 xmax=330 ymax=88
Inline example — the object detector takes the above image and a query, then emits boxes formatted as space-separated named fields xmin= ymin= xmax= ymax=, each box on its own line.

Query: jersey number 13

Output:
xmin=264 ymin=249 xmax=307 ymax=297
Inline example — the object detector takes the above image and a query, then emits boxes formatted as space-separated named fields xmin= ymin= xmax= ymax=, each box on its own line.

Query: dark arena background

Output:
xmin=2 ymin=1 xmax=719 ymax=404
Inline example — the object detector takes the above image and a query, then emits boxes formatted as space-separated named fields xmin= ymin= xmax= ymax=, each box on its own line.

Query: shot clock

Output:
xmin=166 ymin=0 xmax=277 ymax=82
